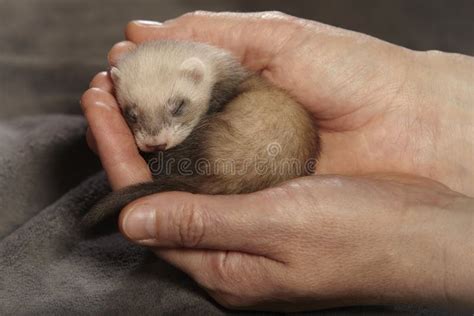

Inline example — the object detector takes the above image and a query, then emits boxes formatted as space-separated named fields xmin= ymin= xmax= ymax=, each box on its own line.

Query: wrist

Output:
xmin=412 ymin=50 xmax=474 ymax=111
xmin=436 ymin=196 xmax=474 ymax=308
xmin=387 ymin=194 xmax=474 ymax=308
xmin=406 ymin=51 xmax=474 ymax=195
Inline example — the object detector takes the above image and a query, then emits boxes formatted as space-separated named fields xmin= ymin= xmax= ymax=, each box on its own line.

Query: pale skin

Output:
xmin=80 ymin=12 xmax=474 ymax=311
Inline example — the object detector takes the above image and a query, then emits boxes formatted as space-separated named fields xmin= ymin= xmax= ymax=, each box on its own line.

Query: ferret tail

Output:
xmin=81 ymin=177 xmax=199 ymax=229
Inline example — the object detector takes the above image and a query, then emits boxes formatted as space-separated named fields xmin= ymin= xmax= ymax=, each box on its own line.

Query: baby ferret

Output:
xmin=83 ymin=40 xmax=320 ymax=227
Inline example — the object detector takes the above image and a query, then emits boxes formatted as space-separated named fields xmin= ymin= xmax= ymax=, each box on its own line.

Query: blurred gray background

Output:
xmin=0 ymin=2 xmax=472 ymax=314
xmin=0 ymin=0 xmax=473 ymax=118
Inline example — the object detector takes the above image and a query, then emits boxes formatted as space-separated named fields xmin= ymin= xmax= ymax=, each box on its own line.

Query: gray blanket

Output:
xmin=1 ymin=0 xmax=471 ymax=314
xmin=0 ymin=115 xmax=224 ymax=314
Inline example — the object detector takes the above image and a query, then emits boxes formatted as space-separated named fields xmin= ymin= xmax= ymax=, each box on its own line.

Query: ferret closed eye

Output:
xmin=83 ymin=40 xmax=320 ymax=228
xmin=170 ymin=98 xmax=188 ymax=116
xmin=123 ymin=107 xmax=138 ymax=124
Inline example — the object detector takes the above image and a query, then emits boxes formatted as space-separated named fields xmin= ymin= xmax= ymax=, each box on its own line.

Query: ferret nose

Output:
xmin=144 ymin=143 xmax=167 ymax=152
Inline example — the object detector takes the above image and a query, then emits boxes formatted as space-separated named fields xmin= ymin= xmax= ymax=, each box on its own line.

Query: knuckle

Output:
xmin=258 ymin=10 xmax=294 ymax=22
xmin=204 ymin=253 xmax=282 ymax=310
xmin=175 ymin=200 xmax=207 ymax=248
xmin=212 ymin=251 xmax=235 ymax=285
xmin=93 ymin=71 xmax=107 ymax=80
xmin=264 ymin=10 xmax=287 ymax=17
xmin=211 ymin=251 xmax=249 ymax=287
xmin=211 ymin=286 xmax=264 ymax=310
xmin=212 ymin=293 xmax=247 ymax=309
xmin=181 ymin=10 xmax=211 ymax=20
xmin=200 ymin=253 xmax=245 ymax=296
xmin=80 ymin=88 xmax=96 ymax=110
xmin=207 ymin=254 xmax=258 ymax=302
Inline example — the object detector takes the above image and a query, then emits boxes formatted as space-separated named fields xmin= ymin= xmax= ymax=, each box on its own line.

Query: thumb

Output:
xmin=118 ymin=190 xmax=284 ymax=255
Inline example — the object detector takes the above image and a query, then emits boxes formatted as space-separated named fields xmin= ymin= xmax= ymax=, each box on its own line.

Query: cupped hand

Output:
xmin=80 ymin=11 xmax=474 ymax=310
xmin=85 ymin=11 xmax=474 ymax=195
xmin=121 ymin=173 xmax=473 ymax=310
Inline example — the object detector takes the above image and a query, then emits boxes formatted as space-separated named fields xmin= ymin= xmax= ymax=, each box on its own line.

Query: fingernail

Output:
xmin=133 ymin=20 xmax=162 ymax=27
xmin=122 ymin=204 xmax=157 ymax=240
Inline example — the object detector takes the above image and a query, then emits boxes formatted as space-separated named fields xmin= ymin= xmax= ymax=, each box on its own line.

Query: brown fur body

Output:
xmin=82 ymin=43 xmax=319 ymax=227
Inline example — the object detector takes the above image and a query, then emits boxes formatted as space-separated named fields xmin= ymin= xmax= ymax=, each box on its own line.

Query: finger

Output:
xmin=108 ymin=41 xmax=137 ymax=67
xmin=86 ymin=127 xmax=98 ymax=154
xmin=81 ymin=87 xmax=152 ymax=189
xmin=155 ymin=248 xmax=282 ymax=305
xmin=86 ymin=71 xmax=114 ymax=155
xmin=118 ymin=190 xmax=286 ymax=257
xmin=125 ymin=12 xmax=302 ymax=71
xmin=89 ymin=71 xmax=114 ymax=92
xmin=155 ymin=248 xmax=222 ymax=285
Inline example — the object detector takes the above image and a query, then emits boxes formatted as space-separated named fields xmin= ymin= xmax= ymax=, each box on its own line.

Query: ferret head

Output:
xmin=111 ymin=47 xmax=214 ymax=152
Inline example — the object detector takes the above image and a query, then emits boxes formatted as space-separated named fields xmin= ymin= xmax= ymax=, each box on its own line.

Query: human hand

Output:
xmin=84 ymin=12 xmax=474 ymax=195
xmin=114 ymin=173 xmax=472 ymax=311
xmin=80 ymin=11 xmax=474 ymax=311
xmin=80 ymin=83 xmax=474 ymax=311
xmin=110 ymin=12 xmax=472 ymax=196
xmin=79 ymin=86 xmax=474 ymax=309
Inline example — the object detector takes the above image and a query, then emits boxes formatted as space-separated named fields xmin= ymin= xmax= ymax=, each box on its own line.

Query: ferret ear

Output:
xmin=110 ymin=67 xmax=121 ymax=83
xmin=179 ymin=57 xmax=205 ymax=83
